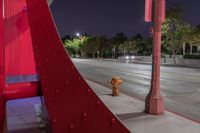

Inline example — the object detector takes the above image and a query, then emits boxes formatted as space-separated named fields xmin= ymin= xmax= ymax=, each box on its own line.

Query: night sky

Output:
xmin=50 ymin=0 xmax=200 ymax=38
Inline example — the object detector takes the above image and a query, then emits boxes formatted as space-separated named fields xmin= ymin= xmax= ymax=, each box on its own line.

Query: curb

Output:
xmin=100 ymin=59 xmax=200 ymax=69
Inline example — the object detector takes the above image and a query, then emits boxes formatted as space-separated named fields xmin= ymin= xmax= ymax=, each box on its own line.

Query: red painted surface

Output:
xmin=145 ymin=0 xmax=153 ymax=22
xmin=26 ymin=0 xmax=130 ymax=132
xmin=145 ymin=0 xmax=165 ymax=115
xmin=0 ymin=0 xmax=6 ymax=131
xmin=161 ymin=0 xmax=166 ymax=22
xmin=4 ymin=0 xmax=36 ymax=76
xmin=145 ymin=0 xmax=165 ymax=22
xmin=5 ymin=82 xmax=38 ymax=100
xmin=1 ymin=0 xmax=38 ymax=131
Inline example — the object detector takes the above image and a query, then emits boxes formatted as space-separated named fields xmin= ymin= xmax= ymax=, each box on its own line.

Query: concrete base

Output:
xmin=145 ymin=97 xmax=164 ymax=115
xmin=6 ymin=97 xmax=46 ymax=133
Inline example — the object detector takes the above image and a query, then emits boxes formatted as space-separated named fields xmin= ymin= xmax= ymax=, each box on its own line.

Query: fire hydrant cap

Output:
xmin=111 ymin=77 xmax=123 ymax=85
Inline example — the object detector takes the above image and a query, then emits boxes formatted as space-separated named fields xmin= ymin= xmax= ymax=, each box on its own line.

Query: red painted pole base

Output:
xmin=145 ymin=96 xmax=164 ymax=115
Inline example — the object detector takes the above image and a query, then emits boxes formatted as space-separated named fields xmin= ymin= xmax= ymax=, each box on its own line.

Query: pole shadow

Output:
xmin=116 ymin=112 xmax=145 ymax=121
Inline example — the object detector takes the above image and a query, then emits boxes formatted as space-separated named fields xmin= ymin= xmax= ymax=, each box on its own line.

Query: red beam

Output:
xmin=0 ymin=0 xmax=6 ymax=131
xmin=4 ymin=0 xmax=36 ymax=76
xmin=5 ymin=82 xmax=39 ymax=100
xmin=26 ymin=0 xmax=130 ymax=132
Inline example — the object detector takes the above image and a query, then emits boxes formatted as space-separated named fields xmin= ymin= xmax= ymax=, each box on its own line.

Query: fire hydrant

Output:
xmin=111 ymin=77 xmax=123 ymax=96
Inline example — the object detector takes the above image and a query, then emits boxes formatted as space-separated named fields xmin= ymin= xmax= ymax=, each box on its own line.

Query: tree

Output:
xmin=64 ymin=36 xmax=89 ymax=57
xmin=118 ymin=34 xmax=152 ymax=56
xmin=119 ymin=39 xmax=137 ymax=55
xmin=142 ymin=37 xmax=152 ymax=56
xmin=61 ymin=34 xmax=71 ymax=43
xmin=162 ymin=6 xmax=186 ymax=64
xmin=183 ymin=26 xmax=200 ymax=45
xmin=64 ymin=38 xmax=80 ymax=56
xmin=97 ymin=36 xmax=109 ymax=58
xmin=80 ymin=36 xmax=100 ymax=58
xmin=132 ymin=34 xmax=148 ymax=55
xmin=112 ymin=33 xmax=127 ymax=57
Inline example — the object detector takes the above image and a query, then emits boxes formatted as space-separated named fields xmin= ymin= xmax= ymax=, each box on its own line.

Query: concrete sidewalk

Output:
xmin=86 ymin=80 xmax=200 ymax=133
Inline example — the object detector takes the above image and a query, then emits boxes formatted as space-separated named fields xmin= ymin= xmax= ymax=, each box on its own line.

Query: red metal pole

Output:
xmin=0 ymin=0 xmax=6 ymax=131
xmin=145 ymin=0 xmax=165 ymax=115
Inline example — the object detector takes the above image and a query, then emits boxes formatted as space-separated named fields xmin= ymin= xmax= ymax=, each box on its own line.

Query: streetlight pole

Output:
xmin=145 ymin=0 xmax=165 ymax=115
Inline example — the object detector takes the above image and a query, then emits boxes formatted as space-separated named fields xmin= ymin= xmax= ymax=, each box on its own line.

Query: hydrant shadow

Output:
xmin=104 ymin=94 xmax=116 ymax=96
xmin=102 ymin=94 xmax=123 ymax=97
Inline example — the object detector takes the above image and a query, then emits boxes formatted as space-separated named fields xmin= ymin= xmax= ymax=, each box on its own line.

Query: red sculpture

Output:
xmin=0 ymin=0 xmax=130 ymax=132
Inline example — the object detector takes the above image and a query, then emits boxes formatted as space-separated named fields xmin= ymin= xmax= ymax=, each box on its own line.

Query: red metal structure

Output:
xmin=4 ymin=0 xmax=38 ymax=101
xmin=0 ymin=0 xmax=166 ymax=132
xmin=0 ymin=0 xmax=6 ymax=131
xmin=0 ymin=0 xmax=130 ymax=132
xmin=145 ymin=0 xmax=165 ymax=115
xmin=145 ymin=0 xmax=153 ymax=22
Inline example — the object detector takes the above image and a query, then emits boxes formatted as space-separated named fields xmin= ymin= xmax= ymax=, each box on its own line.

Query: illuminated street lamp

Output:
xmin=76 ymin=32 xmax=80 ymax=37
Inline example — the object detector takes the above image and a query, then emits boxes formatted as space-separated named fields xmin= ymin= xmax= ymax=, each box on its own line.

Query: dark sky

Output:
xmin=50 ymin=0 xmax=200 ymax=38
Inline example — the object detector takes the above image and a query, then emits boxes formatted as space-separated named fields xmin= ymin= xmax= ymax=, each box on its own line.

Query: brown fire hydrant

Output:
xmin=111 ymin=77 xmax=123 ymax=96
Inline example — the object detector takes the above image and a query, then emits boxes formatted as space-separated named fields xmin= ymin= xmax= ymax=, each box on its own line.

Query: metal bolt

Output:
xmin=110 ymin=118 xmax=116 ymax=126
xmin=56 ymin=89 xmax=59 ymax=93
xmin=95 ymin=101 xmax=101 ymax=109
xmin=86 ymin=89 xmax=91 ymax=94
xmin=82 ymin=113 xmax=87 ymax=119
xmin=53 ymin=119 xmax=56 ymax=123
xmin=111 ymin=118 xmax=115 ymax=123
xmin=69 ymin=124 xmax=74 ymax=129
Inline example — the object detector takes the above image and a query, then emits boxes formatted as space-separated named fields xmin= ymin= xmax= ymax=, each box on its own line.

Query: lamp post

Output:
xmin=145 ymin=0 xmax=165 ymax=115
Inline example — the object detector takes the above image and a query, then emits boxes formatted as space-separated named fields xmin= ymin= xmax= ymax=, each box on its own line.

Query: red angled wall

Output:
xmin=4 ymin=0 xmax=36 ymax=76
xmin=0 ymin=0 xmax=5 ymax=131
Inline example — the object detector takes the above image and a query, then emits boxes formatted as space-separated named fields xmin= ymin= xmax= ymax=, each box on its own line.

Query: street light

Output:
xmin=76 ymin=33 xmax=80 ymax=37
xmin=145 ymin=0 xmax=165 ymax=115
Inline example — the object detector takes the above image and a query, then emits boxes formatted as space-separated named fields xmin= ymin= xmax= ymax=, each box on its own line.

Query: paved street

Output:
xmin=72 ymin=58 xmax=200 ymax=122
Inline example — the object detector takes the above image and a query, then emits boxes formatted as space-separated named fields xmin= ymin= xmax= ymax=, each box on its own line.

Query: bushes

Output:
xmin=183 ymin=54 xmax=200 ymax=59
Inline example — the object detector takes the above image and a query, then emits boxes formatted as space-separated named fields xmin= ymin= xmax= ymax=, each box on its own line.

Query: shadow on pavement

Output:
xmin=116 ymin=112 xmax=145 ymax=121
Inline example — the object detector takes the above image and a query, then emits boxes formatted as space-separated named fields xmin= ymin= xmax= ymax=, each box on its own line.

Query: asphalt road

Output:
xmin=72 ymin=58 xmax=200 ymax=122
